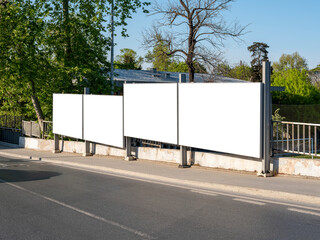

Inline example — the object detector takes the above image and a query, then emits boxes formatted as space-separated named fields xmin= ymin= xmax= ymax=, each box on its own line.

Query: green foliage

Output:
xmin=107 ymin=0 xmax=150 ymax=37
xmin=230 ymin=65 xmax=251 ymax=81
xmin=272 ymin=69 xmax=320 ymax=104
xmin=0 ymin=0 xmax=51 ymax=119
xmin=0 ymin=0 xmax=147 ymax=121
xmin=167 ymin=61 xmax=207 ymax=73
xmin=273 ymin=52 xmax=308 ymax=72
xmin=310 ymin=64 xmax=320 ymax=72
xmin=46 ymin=131 xmax=54 ymax=140
xmin=144 ymin=34 xmax=207 ymax=73
xmin=247 ymin=42 xmax=269 ymax=82
xmin=144 ymin=34 xmax=172 ymax=71
xmin=216 ymin=62 xmax=251 ymax=81
xmin=115 ymin=48 xmax=143 ymax=69
xmin=272 ymin=108 xmax=285 ymax=137
xmin=272 ymin=108 xmax=285 ymax=122
xmin=167 ymin=62 xmax=188 ymax=72
xmin=272 ymin=104 xmax=320 ymax=123
xmin=216 ymin=63 xmax=232 ymax=76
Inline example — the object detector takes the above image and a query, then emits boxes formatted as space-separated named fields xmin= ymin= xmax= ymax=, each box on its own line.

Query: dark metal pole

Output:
xmin=83 ymin=88 xmax=92 ymax=156
xmin=262 ymin=61 xmax=271 ymax=175
xmin=53 ymin=134 xmax=60 ymax=153
xmin=110 ymin=0 xmax=114 ymax=94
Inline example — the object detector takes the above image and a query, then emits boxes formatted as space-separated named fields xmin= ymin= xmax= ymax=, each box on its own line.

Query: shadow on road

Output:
xmin=0 ymin=169 xmax=61 ymax=183
xmin=0 ymin=142 xmax=21 ymax=150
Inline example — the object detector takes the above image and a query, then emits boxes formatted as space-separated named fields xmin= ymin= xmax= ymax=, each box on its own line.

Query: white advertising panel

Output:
xmin=83 ymin=95 xmax=124 ymax=148
xmin=179 ymin=83 xmax=262 ymax=158
xmin=53 ymin=94 xmax=83 ymax=139
xmin=124 ymin=83 xmax=178 ymax=145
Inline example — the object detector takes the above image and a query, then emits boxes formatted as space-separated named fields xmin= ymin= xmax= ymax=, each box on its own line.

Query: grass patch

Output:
xmin=290 ymin=154 xmax=320 ymax=159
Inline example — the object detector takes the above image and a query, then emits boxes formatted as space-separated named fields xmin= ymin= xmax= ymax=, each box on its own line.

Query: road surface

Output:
xmin=0 ymin=155 xmax=319 ymax=240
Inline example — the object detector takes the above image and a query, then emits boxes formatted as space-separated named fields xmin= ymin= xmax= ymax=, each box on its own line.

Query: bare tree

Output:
xmin=143 ymin=0 xmax=247 ymax=82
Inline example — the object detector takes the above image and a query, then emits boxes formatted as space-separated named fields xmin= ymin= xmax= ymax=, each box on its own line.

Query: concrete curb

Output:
xmin=1 ymin=151 xmax=320 ymax=206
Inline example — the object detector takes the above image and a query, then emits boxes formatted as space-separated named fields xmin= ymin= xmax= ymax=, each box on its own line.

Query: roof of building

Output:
xmin=114 ymin=69 xmax=247 ymax=83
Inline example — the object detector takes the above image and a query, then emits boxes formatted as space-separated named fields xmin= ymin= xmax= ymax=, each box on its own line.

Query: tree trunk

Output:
xmin=187 ymin=13 xmax=195 ymax=82
xmin=30 ymin=79 xmax=44 ymax=132
xmin=31 ymin=95 xmax=44 ymax=132
xmin=187 ymin=61 xmax=195 ymax=83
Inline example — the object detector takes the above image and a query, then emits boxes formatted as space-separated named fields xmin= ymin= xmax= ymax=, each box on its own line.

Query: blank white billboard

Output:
xmin=179 ymin=83 xmax=262 ymax=158
xmin=124 ymin=83 xmax=178 ymax=145
xmin=83 ymin=95 xmax=124 ymax=148
xmin=53 ymin=94 xmax=83 ymax=139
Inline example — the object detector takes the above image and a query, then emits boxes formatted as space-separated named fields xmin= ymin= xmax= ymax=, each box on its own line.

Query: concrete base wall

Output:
xmin=19 ymin=137 xmax=126 ymax=157
xmin=19 ymin=137 xmax=320 ymax=177
xmin=193 ymin=151 xmax=262 ymax=172
xmin=19 ymin=137 xmax=262 ymax=172
xmin=134 ymin=148 xmax=262 ymax=172
xmin=273 ymin=157 xmax=320 ymax=178
xmin=134 ymin=147 xmax=181 ymax=164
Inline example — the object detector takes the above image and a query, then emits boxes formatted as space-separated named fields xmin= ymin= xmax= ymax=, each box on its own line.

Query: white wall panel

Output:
xmin=53 ymin=94 xmax=83 ymax=139
xmin=83 ymin=95 xmax=124 ymax=148
xmin=124 ymin=83 xmax=178 ymax=145
xmin=179 ymin=83 xmax=262 ymax=158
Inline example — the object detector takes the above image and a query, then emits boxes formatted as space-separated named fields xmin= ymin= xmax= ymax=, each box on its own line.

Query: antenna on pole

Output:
xmin=110 ymin=0 xmax=114 ymax=94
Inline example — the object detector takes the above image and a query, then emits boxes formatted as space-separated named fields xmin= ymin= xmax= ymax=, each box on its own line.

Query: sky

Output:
xmin=112 ymin=0 xmax=320 ymax=70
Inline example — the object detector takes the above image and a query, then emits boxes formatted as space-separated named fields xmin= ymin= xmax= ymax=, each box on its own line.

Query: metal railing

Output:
xmin=22 ymin=121 xmax=41 ymax=138
xmin=0 ymin=115 xmax=23 ymax=144
xmin=42 ymin=121 xmax=53 ymax=138
xmin=132 ymin=138 xmax=180 ymax=149
xmin=273 ymin=121 xmax=320 ymax=156
xmin=22 ymin=120 xmax=53 ymax=139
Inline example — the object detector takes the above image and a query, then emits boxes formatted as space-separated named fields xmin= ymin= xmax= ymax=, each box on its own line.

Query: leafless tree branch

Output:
xmin=143 ymin=0 xmax=247 ymax=82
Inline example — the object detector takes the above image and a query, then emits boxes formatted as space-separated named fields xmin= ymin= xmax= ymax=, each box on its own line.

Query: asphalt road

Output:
xmin=0 ymin=155 xmax=320 ymax=240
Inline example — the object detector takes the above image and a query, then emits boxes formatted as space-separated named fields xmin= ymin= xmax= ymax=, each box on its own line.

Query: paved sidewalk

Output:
xmin=0 ymin=142 xmax=319 ymax=206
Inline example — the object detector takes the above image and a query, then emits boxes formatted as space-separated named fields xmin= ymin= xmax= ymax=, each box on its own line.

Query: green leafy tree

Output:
xmin=167 ymin=61 xmax=207 ymax=73
xmin=115 ymin=48 xmax=143 ymax=69
xmin=0 ymin=0 xmax=52 ymax=123
xmin=168 ymin=61 xmax=202 ymax=73
xmin=144 ymin=33 xmax=172 ymax=71
xmin=216 ymin=61 xmax=251 ymax=81
xmin=273 ymin=52 xmax=308 ymax=72
xmin=248 ymin=42 xmax=269 ymax=82
xmin=0 ymin=0 xmax=149 ymax=123
xmin=229 ymin=64 xmax=251 ymax=81
xmin=167 ymin=62 xmax=188 ymax=73
xmin=272 ymin=69 xmax=320 ymax=104
xmin=310 ymin=64 xmax=320 ymax=72
xmin=216 ymin=62 xmax=232 ymax=76
xmin=145 ymin=35 xmax=207 ymax=73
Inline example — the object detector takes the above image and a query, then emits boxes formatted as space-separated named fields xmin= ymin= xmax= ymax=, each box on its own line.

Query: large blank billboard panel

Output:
xmin=53 ymin=94 xmax=83 ymax=139
xmin=124 ymin=83 xmax=178 ymax=145
xmin=179 ymin=83 xmax=262 ymax=158
xmin=83 ymin=95 xmax=124 ymax=148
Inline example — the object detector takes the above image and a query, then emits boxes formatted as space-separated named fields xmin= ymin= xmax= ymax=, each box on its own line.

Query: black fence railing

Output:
xmin=0 ymin=115 xmax=23 ymax=145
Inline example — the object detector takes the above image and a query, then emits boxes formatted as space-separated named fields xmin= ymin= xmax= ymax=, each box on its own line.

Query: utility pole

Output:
xmin=110 ymin=0 xmax=114 ymax=94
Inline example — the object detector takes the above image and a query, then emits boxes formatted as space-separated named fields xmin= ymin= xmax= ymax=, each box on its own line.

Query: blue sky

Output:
xmin=112 ymin=0 xmax=320 ymax=70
